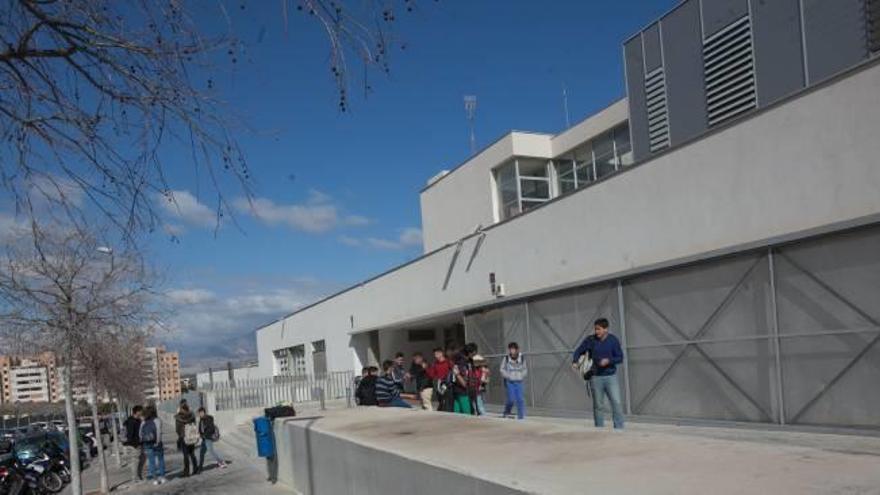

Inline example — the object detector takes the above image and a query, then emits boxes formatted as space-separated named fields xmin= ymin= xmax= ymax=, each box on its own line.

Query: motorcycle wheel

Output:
xmin=38 ymin=472 xmax=63 ymax=494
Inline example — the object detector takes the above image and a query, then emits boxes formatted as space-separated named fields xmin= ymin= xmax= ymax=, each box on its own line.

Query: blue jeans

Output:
xmin=503 ymin=380 xmax=525 ymax=419
xmin=199 ymin=439 xmax=223 ymax=468
xmin=589 ymin=373 xmax=625 ymax=429
xmin=383 ymin=396 xmax=412 ymax=408
xmin=145 ymin=444 xmax=166 ymax=479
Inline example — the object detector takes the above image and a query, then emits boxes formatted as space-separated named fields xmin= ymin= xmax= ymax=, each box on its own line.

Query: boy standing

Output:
xmin=409 ymin=353 xmax=433 ymax=410
xmin=197 ymin=407 xmax=226 ymax=471
xmin=500 ymin=342 xmax=528 ymax=419
xmin=427 ymin=348 xmax=453 ymax=412
xmin=122 ymin=405 xmax=146 ymax=482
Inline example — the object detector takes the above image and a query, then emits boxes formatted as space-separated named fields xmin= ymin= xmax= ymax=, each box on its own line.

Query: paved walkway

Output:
xmin=63 ymin=417 xmax=289 ymax=495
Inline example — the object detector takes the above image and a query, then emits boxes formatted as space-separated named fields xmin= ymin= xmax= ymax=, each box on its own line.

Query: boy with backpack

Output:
xmin=139 ymin=405 xmax=167 ymax=485
xmin=452 ymin=343 xmax=478 ymax=414
xmin=197 ymin=407 xmax=226 ymax=471
xmin=500 ymin=342 xmax=528 ymax=419
xmin=175 ymin=403 xmax=200 ymax=477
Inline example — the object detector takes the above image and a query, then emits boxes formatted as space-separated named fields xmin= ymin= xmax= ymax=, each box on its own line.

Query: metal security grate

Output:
xmin=704 ymin=15 xmax=757 ymax=127
xmin=645 ymin=67 xmax=670 ymax=152
xmin=869 ymin=0 xmax=880 ymax=53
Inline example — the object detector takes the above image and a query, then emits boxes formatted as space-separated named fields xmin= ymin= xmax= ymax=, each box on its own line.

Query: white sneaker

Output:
xmin=219 ymin=462 xmax=228 ymax=469
xmin=158 ymin=477 xmax=168 ymax=484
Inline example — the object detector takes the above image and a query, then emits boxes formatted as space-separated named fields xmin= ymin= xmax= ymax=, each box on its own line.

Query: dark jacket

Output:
xmin=122 ymin=416 xmax=141 ymax=447
xmin=198 ymin=415 xmax=216 ymax=439
xmin=174 ymin=410 xmax=195 ymax=439
xmin=409 ymin=362 xmax=431 ymax=391
xmin=355 ymin=375 xmax=378 ymax=406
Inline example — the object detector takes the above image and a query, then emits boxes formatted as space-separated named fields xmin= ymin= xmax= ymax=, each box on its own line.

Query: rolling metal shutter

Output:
xmin=704 ymin=15 xmax=757 ymax=127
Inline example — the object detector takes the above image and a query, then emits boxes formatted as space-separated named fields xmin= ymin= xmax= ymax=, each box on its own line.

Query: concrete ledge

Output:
xmin=272 ymin=408 xmax=880 ymax=495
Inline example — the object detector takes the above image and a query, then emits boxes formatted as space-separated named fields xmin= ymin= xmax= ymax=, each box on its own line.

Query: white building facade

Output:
xmin=255 ymin=0 xmax=880 ymax=430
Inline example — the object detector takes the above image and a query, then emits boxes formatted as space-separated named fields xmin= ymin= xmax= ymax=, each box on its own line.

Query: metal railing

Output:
xmin=202 ymin=371 xmax=354 ymax=412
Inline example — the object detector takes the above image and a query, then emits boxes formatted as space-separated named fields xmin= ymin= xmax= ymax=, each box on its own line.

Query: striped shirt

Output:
xmin=375 ymin=375 xmax=400 ymax=404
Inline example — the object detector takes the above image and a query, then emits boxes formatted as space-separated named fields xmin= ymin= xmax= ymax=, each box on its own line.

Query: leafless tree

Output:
xmin=0 ymin=222 xmax=158 ymax=495
xmin=0 ymin=0 xmax=431 ymax=240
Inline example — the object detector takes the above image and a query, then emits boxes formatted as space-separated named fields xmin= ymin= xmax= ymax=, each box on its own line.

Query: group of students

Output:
xmin=120 ymin=399 xmax=226 ymax=486
xmin=353 ymin=317 xmax=626 ymax=430
xmin=354 ymin=341 xmax=529 ymax=419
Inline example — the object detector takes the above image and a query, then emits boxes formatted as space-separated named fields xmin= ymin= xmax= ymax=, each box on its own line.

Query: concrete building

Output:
xmin=144 ymin=347 xmax=181 ymax=401
xmin=254 ymin=0 xmax=880 ymax=430
xmin=0 ymin=353 xmax=61 ymax=404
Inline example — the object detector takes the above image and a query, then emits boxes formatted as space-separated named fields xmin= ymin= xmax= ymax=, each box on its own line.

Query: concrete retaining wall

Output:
xmin=273 ymin=415 xmax=524 ymax=495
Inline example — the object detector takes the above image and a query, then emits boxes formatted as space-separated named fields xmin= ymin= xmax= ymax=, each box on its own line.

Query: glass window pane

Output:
xmin=517 ymin=158 xmax=548 ymax=177
xmin=614 ymin=124 xmax=634 ymax=167
xmin=496 ymin=161 xmax=519 ymax=220
xmin=555 ymin=159 xmax=576 ymax=195
xmin=593 ymin=131 xmax=616 ymax=179
xmin=574 ymin=144 xmax=594 ymax=186
xmin=520 ymin=177 xmax=550 ymax=200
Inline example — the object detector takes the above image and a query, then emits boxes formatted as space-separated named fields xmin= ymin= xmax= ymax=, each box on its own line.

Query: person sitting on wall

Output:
xmin=355 ymin=367 xmax=378 ymax=406
xmin=391 ymin=352 xmax=407 ymax=392
xmin=572 ymin=318 xmax=625 ymax=430
xmin=375 ymin=360 xmax=412 ymax=408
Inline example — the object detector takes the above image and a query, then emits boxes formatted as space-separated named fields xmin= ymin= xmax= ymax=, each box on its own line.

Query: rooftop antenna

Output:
xmin=562 ymin=82 xmax=571 ymax=129
xmin=464 ymin=95 xmax=477 ymax=154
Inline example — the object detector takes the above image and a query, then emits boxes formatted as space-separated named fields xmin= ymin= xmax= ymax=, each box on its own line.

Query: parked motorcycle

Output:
xmin=0 ymin=460 xmax=50 ymax=495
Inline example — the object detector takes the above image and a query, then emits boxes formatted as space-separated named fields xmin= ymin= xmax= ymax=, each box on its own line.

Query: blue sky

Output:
xmin=134 ymin=1 xmax=676 ymax=372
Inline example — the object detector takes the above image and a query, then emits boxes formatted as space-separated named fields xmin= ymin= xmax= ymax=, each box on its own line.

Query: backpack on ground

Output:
xmin=140 ymin=419 xmax=157 ymax=446
xmin=184 ymin=422 xmax=200 ymax=446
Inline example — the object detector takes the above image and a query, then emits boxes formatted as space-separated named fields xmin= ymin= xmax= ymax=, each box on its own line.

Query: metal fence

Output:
xmin=202 ymin=371 xmax=355 ymax=412
xmin=466 ymin=224 xmax=880 ymax=430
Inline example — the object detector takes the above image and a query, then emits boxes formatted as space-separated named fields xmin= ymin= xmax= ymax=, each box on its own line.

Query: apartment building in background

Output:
xmin=0 ymin=353 xmax=61 ymax=405
xmin=253 ymin=0 xmax=880 ymax=431
xmin=0 ymin=346 xmax=182 ymax=404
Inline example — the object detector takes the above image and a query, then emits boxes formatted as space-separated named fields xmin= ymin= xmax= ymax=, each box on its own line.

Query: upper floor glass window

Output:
xmin=553 ymin=123 xmax=633 ymax=196
xmin=495 ymin=158 xmax=551 ymax=220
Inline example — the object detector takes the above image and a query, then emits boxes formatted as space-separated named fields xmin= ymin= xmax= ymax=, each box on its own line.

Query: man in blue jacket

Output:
xmin=572 ymin=318 xmax=625 ymax=430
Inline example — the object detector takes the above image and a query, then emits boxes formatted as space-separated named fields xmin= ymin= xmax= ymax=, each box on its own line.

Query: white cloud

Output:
xmin=156 ymin=190 xmax=217 ymax=228
xmin=165 ymin=288 xmax=215 ymax=305
xmin=159 ymin=278 xmax=337 ymax=373
xmin=343 ymin=227 xmax=423 ymax=251
xmin=234 ymin=190 xmax=371 ymax=234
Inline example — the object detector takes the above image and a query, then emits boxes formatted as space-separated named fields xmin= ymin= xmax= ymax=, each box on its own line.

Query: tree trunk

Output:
xmin=89 ymin=385 xmax=109 ymax=494
xmin=111 ymin=398 xmax=121 ymax=468
xmin=63 ymin=366 xmax=82 ymax=495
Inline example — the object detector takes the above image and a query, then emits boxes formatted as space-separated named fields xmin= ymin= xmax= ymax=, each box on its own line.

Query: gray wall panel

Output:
xmin=751 ymin=0 xmax=806 ymax=106
xmin=662 ymin=1 xmax=708 ymax=146
xmin=802 ymin=0 xmax=868 ymax=84
xmin=624 ymin=37 xmax=651 ymax=161
xmin=701 ymin=0 xmax=750 ymax=37
xmin=643 ymin=23 xmax=663 ymax=72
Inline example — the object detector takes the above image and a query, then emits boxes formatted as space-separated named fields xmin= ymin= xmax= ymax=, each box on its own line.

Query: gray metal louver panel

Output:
xmin=870 ymin=0 xmax=880 ymax=53
xmin=704 ymin=15 xmax=756 ymax=127
xmin=645 ymin=67 xmax=669 ymax=152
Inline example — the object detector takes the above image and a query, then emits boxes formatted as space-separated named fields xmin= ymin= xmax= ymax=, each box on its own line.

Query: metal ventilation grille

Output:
xmin=645 ymin=67 xmax=670 ymax=152
xmin=870 ymin=0 xmax=880 ymax=53
xmin=704 ymin=15 xmax=756 ymax=127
